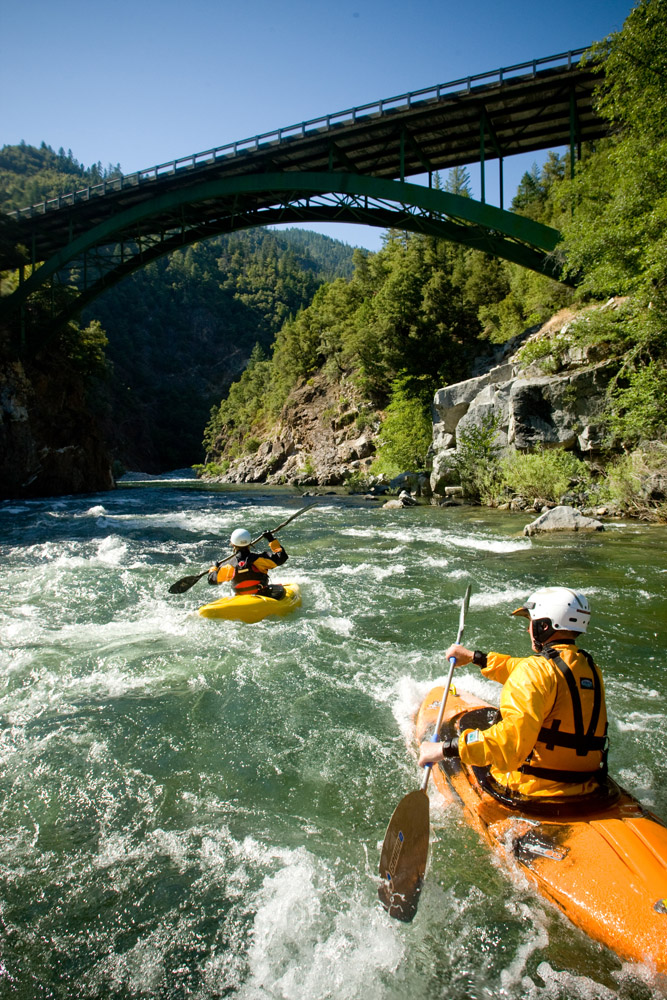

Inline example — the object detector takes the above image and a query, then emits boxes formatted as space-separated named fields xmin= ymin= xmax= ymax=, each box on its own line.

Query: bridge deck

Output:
xmin=3 ymin=51 xmax=605 ymax=265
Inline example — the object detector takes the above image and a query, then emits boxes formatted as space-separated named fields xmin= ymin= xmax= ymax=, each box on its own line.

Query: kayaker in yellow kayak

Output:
xmin=418 ymin=587 xmax=609 ymax=802
xmin=207 ymin=528 xmax=288 ymax=600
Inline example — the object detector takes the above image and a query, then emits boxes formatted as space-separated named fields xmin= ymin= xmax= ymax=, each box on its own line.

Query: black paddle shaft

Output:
xmin=167 ymin=502 xmax=317 ymax=594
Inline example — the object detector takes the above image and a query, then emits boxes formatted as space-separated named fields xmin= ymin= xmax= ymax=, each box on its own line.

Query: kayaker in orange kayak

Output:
xmin=207 ymin=528 xmax=288 ymax=600
xmin=418 ymin=586 xmax=610 ymax=802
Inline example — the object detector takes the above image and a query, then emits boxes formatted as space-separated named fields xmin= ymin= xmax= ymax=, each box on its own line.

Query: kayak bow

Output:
xmin=416 ymin=683 xmax=667 ymax=972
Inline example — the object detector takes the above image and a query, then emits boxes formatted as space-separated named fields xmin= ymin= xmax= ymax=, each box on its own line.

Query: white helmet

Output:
xmin=230 ymin=528 xmax=252 ymax=548
xmin=512 ymin=587 xmax=590 ymax=633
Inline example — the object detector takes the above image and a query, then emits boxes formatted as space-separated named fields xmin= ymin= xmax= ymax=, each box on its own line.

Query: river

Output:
xmin=1 ymin=478 xmax=666 ymax=1000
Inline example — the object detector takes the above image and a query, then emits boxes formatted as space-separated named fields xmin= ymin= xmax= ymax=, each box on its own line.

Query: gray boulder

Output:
xmin=523 ymin=505 xmax=605 ymax=536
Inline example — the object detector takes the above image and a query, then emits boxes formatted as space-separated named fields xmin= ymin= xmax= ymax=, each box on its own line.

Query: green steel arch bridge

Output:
xmin=1 ymin=48 xmax=606 ymax=342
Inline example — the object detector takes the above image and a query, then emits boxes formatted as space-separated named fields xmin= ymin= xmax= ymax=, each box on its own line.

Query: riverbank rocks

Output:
xmin=383 ymin=490 xmax=419 ymax=509
xmin=430 ymin=304 xmax=623 ymax=497
xmin=523 ymin=505 xmax=605 ymax=536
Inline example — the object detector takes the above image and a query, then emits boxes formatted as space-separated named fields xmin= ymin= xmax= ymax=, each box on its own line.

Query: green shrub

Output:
xmin=354 ymin=408 xmax=377 ymax=433
xmin=601 ymin=444 xmax=667 ymax=521
xmin=499 ymin=448 xmax=591 ymax=503
xmin=371 ymin=375 xmax=432 ymax=477
xmin=198 ymin=460 xmax=230 ymax=478
xmin=344 ymin=470 xmax=371 ymax=493
xmin=301 ymin=454 xmax=316 ymax=477
xmin=453 ymin=412 xmax=502 ymax=502
xmin=244 ymin=436 xmax=261 ymax=454
xmin=517 ymin=335 xmax=567 ymax=374
xmin=608 ymin=361 xmax=667 ymax=446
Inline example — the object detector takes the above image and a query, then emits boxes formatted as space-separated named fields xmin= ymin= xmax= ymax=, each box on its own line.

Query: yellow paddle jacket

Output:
xmin=459 ymin=642 xmax=608 ymax=798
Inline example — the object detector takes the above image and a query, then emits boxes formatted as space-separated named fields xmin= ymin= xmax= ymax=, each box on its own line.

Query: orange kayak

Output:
xmin=416 ymin=684 xmax=667 ymax=972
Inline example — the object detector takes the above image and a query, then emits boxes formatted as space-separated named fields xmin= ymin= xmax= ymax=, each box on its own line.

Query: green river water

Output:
xmin=1 ymin=478 xmax=666 ymax=1000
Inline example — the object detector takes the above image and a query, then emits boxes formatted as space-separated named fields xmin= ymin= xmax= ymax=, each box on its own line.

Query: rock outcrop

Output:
xmin=523 ymin=505 xmax=605 ymax=536
xmin=209 ymin=372 xmax=379 ymax=486
xmin=0 ymin=357 xmax=114 ymax=499
xmin=430 ymin=304 xmax=621 ymax=496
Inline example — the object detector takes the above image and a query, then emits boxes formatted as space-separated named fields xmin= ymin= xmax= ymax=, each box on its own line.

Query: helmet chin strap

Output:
xmin=530 ymin=618 xmax=555 ymax=652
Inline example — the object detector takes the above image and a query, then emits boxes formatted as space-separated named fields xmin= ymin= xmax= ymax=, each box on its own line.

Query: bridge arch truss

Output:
xmin=4 ymin=171 xmax=568 ymax=339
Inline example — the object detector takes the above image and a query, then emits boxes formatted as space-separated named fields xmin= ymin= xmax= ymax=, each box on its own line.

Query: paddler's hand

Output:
xmin=263 ymin=530 xmax=275 ymax=541
xmin=418 ymin=738 xmax=460 ymax=766
xmin=445 ymin=643 xmax=474 ymax=665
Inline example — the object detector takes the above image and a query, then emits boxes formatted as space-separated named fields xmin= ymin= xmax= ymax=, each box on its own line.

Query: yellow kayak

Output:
xmin=197 ymin=584 xmax=301 ymax=623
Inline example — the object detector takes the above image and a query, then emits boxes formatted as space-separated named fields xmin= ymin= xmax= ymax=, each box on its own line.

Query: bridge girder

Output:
xmin=1 ymin=171 xmax=567 ymax=342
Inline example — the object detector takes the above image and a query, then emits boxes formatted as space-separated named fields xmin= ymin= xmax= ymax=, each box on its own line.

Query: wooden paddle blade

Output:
xmin=378 ymin=789 xmax=430 ymax=922
xmin=168 ymin=571 xmax=207 ymax=594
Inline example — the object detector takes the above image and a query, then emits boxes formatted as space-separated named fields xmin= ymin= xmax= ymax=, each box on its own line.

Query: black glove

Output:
xmin=441 ymin=737 xmax=460 ymax=759
xmin=263 ymin=530 xmax=275 ymax=542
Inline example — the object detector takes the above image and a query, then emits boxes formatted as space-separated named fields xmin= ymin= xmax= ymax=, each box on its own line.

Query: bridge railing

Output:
xmin=8 ymin=48 xmax=590 ymax=220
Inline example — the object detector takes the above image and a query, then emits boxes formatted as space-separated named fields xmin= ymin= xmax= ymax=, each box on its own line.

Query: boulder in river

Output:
xmin=523 ymin=505 xmax=605 ymax=536
xmin=383 ymin=491 xmax=420 ymax=509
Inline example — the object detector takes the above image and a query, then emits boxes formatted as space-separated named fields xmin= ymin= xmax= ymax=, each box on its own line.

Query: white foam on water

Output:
xmin=344 ymin=561 xmax=380 ymax=576
xmin=236 ymin=848 xmax=404 ymax=1000
xmin=616 ymin=711 xmax=666 ymax=733
xmin=372 ymin=564 xmax=405 ymax=581
xmin=617 ymin=764 xmax=657 ymax=805
xmin=614 ymin=681 xmax=661 ymax=701
xmin=319 ymin=616 xmax=354 ymax=636
xmin=340 ymin=523 xmax=531 ymax=555
xmin=389 ymin=670 xmax=501 ymax=752
xmin=443 ymin=532 xmax=531 ymax=554
xmin=423 ymin=555 xmax=450 ymax=569
xmin=390 ymin=674 xmax=436 ymax=746
xmin=472 ymin=586 xmax=528 ymax=610
xmin=499 ymin=900 xmax=550 ymax=989
xmin=519 ymin=960 xmax=619 ymax=999
xmin=95 ymin=535 xmax=128 ymax=564
xmin=98 ymin=923 xmax=170 ymax=994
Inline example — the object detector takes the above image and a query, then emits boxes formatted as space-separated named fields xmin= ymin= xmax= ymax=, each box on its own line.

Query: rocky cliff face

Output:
xmin=208 ymin=372 xmax=380 ymax=486
xmin=430 ymin=303 xmax=620 ymax=495
xmin=0 ymin=357 xmax=114 ymax=499
xmin=208 ymin=301 xmax=627 ymax=497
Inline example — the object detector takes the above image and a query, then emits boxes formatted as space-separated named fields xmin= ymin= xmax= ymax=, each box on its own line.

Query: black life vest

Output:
xmin=230 ymin=549 xmax=271 ymax=594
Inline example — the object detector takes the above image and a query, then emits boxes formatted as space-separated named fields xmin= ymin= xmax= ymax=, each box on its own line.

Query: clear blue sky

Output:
xmin=2 ymin=0 xmax=635 ymax=251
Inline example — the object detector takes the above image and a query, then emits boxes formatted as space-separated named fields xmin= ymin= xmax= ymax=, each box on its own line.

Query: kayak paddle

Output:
xmin=378 ymin=584 xmax=472 ymax=921
xmin=168 ymin=501 xmax=317 ymax=594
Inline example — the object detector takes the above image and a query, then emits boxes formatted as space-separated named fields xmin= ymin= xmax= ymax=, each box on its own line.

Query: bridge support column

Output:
xmin=569 ymin=89 xmax=581 ymax=179
xmin=480 ymin=122 xmax=485 ymax=203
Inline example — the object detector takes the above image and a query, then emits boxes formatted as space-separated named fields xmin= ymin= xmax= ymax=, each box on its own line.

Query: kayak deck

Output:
xmin=197 ymin=583 xmax=301 ymax=623
xmin=416 ymin=685 xmax=667 ymax=973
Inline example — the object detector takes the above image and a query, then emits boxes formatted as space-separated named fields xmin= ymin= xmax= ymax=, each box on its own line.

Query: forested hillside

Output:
xmin=203 ymin=0 xmax=667 ymax=518
xmin=0 ymin=142 xmax=122 ymax=210
xmin=202 ymin=167 xmax=573 ymax=477
xmin=0 ymin=142 xmax=358 ymax=470
xmin=81 ymin=229 xmax=357 ymax=470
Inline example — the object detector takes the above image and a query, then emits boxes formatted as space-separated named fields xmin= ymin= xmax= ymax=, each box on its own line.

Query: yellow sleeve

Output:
xmin=481 ymin=651 xmax=528 ymax=685
xmin=252 ymin=556 xmax=278 ymax=571
xmin=459 ymin=656 xmax=557 ymax=771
